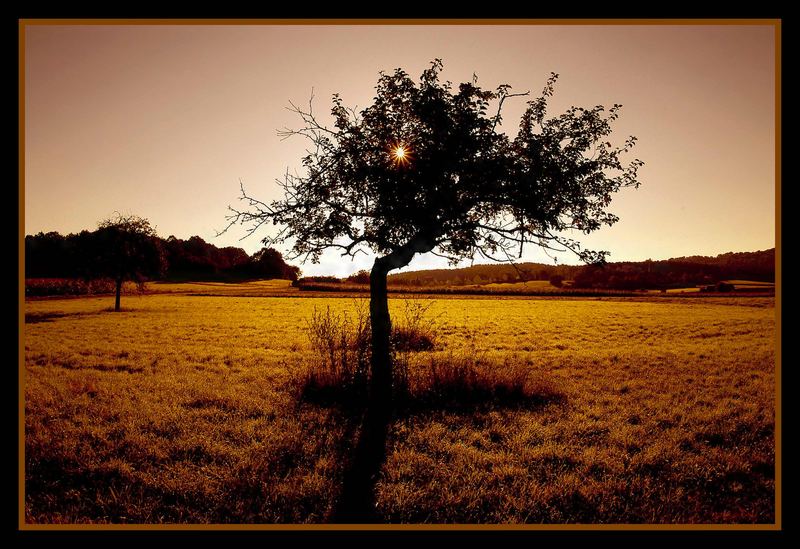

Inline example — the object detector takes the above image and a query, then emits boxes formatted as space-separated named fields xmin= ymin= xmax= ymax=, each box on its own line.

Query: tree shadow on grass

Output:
xmin=25 ymin=311 xmax=100 ymax=324
xmin=297 ymin=360 xmax=567 ymax=524
xmin=328 ymin=400 xmax=388 ymax=523
xmin=398 ymin=377 xmax=566 ymax=416
xmin=25 ymin=308 xmax=134 ymax=324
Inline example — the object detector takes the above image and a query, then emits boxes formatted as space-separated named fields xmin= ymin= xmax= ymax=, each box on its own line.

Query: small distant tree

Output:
xmin=226 ymin=60 xmax=642 ymax=413
xmin=347 ymin=269 xmax=371 ymax=285
xmin=549 ymin=274 xmax=564 ymax=288
xmin=716 ymin=281 xmax=735 ymax=292
xmin=251 ymin=247 xmax=301 ymax=280
xmin=93 ymin=214 xmax=164 ymax=311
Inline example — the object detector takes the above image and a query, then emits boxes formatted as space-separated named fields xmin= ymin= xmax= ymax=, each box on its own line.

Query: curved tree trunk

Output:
xmin=368 ymin=234 xmax=438 ymax=403
xmin=369 ymin=259 xmax=393 ymax=413
xmin=332 ymin=258 xmax=392 ymax=522
xmin=333 ymin=238 xmax=436 ymax=522
xmin=114 ymin=278 xmax=122 ymax=312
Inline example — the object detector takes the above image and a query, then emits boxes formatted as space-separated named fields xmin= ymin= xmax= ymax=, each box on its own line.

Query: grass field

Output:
xmin=23 ymin=285 xmax=776 ymax=524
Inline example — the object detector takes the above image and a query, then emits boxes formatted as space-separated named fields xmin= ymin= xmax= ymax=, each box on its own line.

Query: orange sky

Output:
xmin=23 ymin=22 xmax=777 ymax=276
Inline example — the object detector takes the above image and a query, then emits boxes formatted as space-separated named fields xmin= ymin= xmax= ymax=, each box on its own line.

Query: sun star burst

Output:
xmin=390 ymin=143 xmax=412 ymax=166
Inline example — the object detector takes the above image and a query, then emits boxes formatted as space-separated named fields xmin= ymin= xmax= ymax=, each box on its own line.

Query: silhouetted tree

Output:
xmin=226 ymin=60 xmax=643 ymax=411
xmin=25 ymin=231 xmax=68 ymax=278
xmin=93 ymin=214 xmax=164 ymax=311
xmin=347 ymin=270 xmax=371 ymax=284
xmin=250 ymin=247 xmax=301 ymax=280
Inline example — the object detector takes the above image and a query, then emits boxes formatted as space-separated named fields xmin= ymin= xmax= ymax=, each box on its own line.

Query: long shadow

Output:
xmin=293 ymin=381 xmax=381 ymax=522
xmin=25 ymin=311 xmax=97 ymax=324
xmin=329 ymin=403 xmax=390 ymax=523
xmin=323 ymin=386 xmax=565 ymax=523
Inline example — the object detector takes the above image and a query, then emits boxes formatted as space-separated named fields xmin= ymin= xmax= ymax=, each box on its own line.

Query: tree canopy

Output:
xmin=92 ymin=214 xmax=165 ymax=310
xmin=93 ymin=214 xmax=164 ymax=280
xmin=228 ymin=59 xmax=643 ymax=270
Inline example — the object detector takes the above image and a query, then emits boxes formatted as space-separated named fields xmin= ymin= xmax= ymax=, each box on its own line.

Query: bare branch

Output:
xmin=491 ymin=89 xmax=530 ymax=132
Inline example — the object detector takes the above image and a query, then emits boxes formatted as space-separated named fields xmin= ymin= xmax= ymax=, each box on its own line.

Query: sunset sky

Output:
xmin=23 ymin=22 xmax=777 ymax=277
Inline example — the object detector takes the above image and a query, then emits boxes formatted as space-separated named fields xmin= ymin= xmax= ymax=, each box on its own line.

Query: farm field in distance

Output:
xmin=23 ymin=282 xmax=776 ymax=524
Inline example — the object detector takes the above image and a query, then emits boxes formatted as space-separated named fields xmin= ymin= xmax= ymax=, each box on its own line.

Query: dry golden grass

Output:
xmin=23 ymin=289 xmax=775 ymax=524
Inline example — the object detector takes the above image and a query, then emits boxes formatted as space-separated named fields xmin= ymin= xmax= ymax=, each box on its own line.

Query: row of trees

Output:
xmin=160 ymin=235 xmax=300 ymax=281
xmin=381 ymin=250 xmax=775 ymax=290
xmin=571 ymin=250 xmax=775 ymax=290
xmin=26 ymin=215 xmax=300 ymax=309
xmin=387 ymin=262 xmax=576 ymax=287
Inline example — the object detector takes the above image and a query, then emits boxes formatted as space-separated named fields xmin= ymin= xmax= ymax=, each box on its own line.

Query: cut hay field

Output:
xmin=23 ymin=288 xmax=776 ymax=524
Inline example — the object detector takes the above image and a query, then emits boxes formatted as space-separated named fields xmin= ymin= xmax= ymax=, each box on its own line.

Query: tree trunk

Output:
xmin=332 ymin=236 xmax=436 ymax=522
xmin=115 ymin=278 xmax=122 ymax=312
xmin=368 ymin=234 xmax=438 ymax=405
xmin=369 ymin=260 xmax=392 ymax=413
xmin=331 ymin=257 xmax=393 ymax=522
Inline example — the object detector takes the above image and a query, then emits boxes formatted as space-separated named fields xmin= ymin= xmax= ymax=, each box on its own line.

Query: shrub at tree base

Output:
xmin=300 ymin=305 xmax=371 ymax=407
xmin=297 ymin=302 xmax=561 ymax=411
xmin=392 ymin=328 xmax=435 ymax=353
xmin=403 ymin=353 xmax=565 ymax=411
xmin=298 ymin=302 xmax=438 ymax=406
xmin=392 ymin=300 xmax=438 ymax=353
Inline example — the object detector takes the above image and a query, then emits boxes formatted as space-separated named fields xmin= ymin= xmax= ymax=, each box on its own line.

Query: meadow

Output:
xmin=23 ymin=282 xmax=776 ymax=524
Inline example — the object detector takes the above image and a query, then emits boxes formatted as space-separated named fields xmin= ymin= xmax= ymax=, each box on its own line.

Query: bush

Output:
xmin=549 ymin=274 xmax=564 ymax=288
xmin=346 ymin=270 xmax=371 ymax=285
xmin=293 ymin=276 xmax=344 ymax=288
xmin=300 ymin=303 xmax=371 ymax=406
xmin=303 ymin=276 xmax=343 ymax=284
xmin=296 ymin=299 xmax=562 ymax=411
xmin=297 ymin=299 xmax=439 ymax=406
xmin=392 ymin=299 xmax=437 ymax=352
xmin=403 ymin=352 xmax=564 ymax=410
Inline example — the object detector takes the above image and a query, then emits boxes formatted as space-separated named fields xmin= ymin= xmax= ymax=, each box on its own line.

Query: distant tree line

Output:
xmin=571 ymin=250 xmax=774 ymax=290
xmin=25 ymin=230 xmax=300 ymax=283
xmin=27 ymin=225 xmax=773 ymax=293
xmin=386 ymin=263 xmax=576 ymax=287
xmin=384 ymin=249 xmax=774 ymax=290
xmin=159 ymin=235 xmax=300 ymax=281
